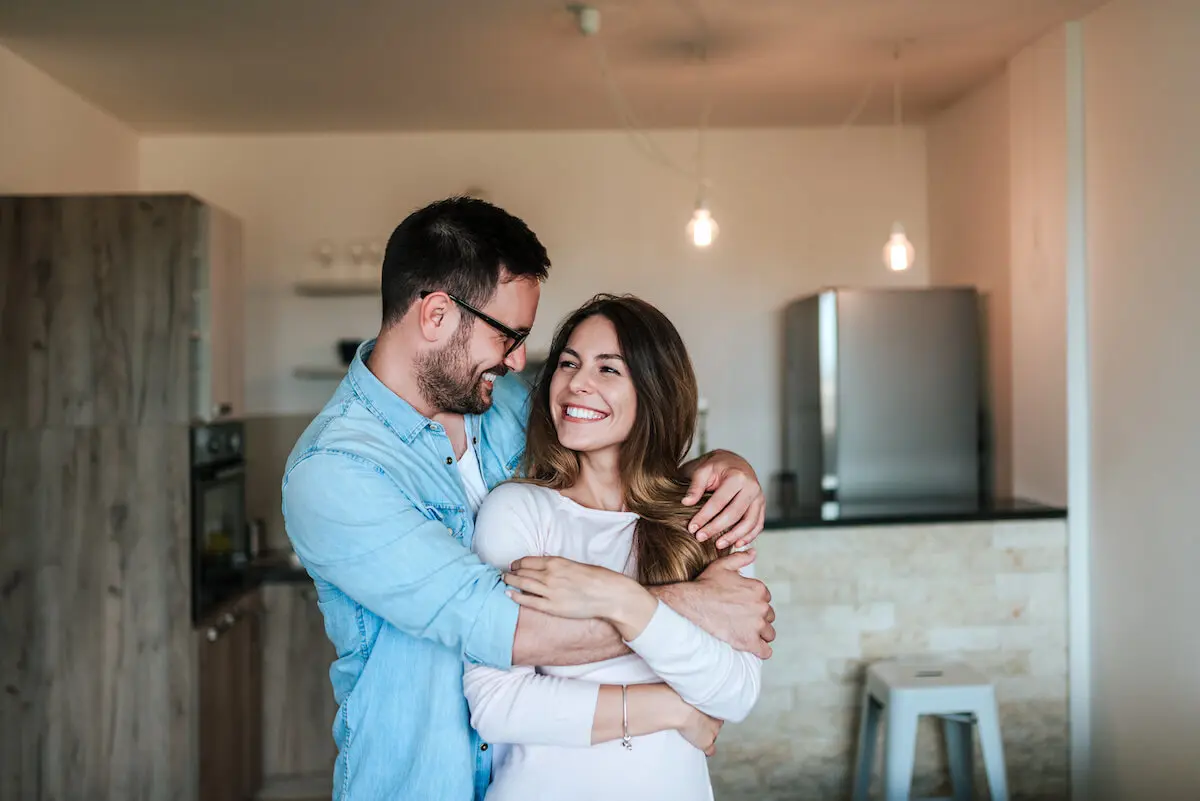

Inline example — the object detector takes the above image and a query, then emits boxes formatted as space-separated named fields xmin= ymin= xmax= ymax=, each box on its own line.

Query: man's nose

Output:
xmin=503 ymin=343 xmax=527 ymax=374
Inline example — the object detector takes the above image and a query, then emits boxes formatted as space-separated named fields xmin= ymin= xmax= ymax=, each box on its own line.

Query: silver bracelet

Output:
xmin=621 ymin=684 xmax=633 ymax=750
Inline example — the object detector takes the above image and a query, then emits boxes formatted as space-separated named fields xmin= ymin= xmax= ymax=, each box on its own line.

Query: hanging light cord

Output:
xmin=585 ymin=0 xmax=716 ymax=186
xmin=892 ymin=45 xmax=904 ymax=169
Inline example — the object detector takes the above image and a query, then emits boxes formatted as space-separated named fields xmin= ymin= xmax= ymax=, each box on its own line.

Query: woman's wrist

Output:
xmin=604 ymin=577 xmax=659 ymax=641
xmin=664 ymin=688 xmax=696 ymax=731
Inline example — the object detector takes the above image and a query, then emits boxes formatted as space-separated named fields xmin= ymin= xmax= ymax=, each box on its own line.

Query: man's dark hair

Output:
xmin=380 ymin=196 xmax=551 ymax=327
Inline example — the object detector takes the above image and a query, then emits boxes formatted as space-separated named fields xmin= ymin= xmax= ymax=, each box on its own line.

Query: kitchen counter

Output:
xmin=711 ymin=514 xmax=1070 ymax=800
xmin=249 ymin=550 xmax=312 ymax=584
xmin=764 ymin=495 xmax=1066 ymax=530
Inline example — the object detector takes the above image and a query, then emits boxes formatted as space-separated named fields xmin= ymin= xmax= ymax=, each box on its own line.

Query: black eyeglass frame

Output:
xmin=419 ymin=290 xmax=529 ymax=356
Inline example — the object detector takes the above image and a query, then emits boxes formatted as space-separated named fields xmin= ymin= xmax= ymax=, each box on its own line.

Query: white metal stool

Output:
xmin=850 ymin=660 xmax=1009 ymax=801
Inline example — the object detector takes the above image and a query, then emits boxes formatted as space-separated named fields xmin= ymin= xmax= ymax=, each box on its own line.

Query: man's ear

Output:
xmin=416 ymin=292 xmax=456 ymax=345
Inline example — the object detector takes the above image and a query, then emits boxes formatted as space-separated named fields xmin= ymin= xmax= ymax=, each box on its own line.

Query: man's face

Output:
xmin=416 ymin=277 xmax=540 ymax=415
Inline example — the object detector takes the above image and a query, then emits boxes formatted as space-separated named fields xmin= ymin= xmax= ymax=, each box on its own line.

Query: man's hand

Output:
xmin=655 ymin=550 xmax=775 ymax=659
xmin=681 ymin=449 xmax=766 ymax=549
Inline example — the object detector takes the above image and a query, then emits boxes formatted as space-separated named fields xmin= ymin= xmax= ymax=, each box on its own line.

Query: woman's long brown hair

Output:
xmin=519 ymin=294 xmax=728 ymax=585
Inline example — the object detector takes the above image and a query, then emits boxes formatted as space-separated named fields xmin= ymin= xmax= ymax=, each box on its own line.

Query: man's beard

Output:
xmin=415 ymin=324 xmax=502 ymax=415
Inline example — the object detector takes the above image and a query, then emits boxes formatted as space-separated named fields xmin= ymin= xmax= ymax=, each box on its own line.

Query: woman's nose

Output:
xmin=567 ymin=370 xmax=592 ymax=393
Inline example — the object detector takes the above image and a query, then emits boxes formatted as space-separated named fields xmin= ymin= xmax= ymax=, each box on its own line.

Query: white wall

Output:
xmin=1084 ymin=1 xmax=1200 ymax=798
xmin=0 ymin=45 xmax=138 ymax=192
xmin=1010 ymin=28 xmax=1069 ymax=507
xmin=139 ymin=128 xmax=928 ymax=481
xmin=926 ymin=70 xmax=1014 ymax=496
xmin=926 ymin=26 xmax=1071 ymax=506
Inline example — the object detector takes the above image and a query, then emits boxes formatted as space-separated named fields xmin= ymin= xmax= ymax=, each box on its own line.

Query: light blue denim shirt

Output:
xmin=281 ymin=339 xmax=528 ymax=801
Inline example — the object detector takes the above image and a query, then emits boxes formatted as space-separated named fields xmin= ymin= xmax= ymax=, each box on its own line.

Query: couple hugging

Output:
xmin=281 ymin=196 xmax=777 ymax=801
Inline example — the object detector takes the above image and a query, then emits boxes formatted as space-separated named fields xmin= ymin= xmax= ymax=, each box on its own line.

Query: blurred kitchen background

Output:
xmin=3 ymin=1 xmax=1199 ymax=800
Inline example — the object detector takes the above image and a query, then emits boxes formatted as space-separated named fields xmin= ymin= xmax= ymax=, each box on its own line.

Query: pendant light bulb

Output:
xmin=687 ymin=202 xmax=718 ymax=248
xmin=883 ymin=222 xmax=915 ymax=271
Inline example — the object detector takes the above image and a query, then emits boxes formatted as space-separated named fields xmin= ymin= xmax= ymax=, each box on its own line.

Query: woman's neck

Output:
xmin=565 ymin=448 xmax=625 ymax=512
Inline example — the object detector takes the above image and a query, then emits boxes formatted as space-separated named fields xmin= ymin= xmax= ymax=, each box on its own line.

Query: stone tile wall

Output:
xmin=710 ymin=519 xmax=1069 ymax=801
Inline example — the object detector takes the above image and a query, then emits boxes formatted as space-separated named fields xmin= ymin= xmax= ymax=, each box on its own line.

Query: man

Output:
xmin=282 ymin=197 xmax=774 ymax=801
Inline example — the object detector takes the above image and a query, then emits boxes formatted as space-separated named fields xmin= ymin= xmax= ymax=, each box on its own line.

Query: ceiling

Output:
xmin=0 ymin=0 xmax=1106 ymax=134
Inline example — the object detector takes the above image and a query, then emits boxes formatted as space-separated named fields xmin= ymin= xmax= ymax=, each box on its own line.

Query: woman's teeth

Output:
xmin=565 ymin=406 xmax=606 ymax=420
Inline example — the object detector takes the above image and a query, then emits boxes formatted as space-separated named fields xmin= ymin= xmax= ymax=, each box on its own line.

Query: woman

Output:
xmin=464 ymin=294 xmax=762 ymax=801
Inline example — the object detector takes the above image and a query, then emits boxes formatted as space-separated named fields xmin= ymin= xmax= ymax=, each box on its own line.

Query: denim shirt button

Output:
xmin=445 ymin=456 xmax=453 ymax=465
xmin=480 ymin=743 xmax=489 ymax=752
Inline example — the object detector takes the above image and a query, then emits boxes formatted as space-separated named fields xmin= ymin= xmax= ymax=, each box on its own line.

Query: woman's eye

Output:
xmin=557 ymin=359 xmax=577 ymax=370
xmin=600 ymin=365 xmax=621 ymax=375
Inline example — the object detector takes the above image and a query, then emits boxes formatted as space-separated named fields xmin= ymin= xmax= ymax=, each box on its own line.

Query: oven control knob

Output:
xmin=228 ymin=433 xmax=241 ymax=453
xmin=207 ymin=435 xmax=222 ymax=454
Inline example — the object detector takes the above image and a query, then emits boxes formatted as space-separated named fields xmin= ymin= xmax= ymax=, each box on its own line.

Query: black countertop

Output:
xmin=248 ymin=550 xmax=313 ymax=584
xmin=241 ymin=499 xmax=1067 ymax=591
xmin=763 ymin=496 xmax=1066 ymax=530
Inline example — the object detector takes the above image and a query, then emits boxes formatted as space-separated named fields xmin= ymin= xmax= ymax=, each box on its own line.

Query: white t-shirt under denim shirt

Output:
xmin=457 ymin=433 xmax=491 ymax=516
xmin=462 ymin=482 xmax=763 ymax=801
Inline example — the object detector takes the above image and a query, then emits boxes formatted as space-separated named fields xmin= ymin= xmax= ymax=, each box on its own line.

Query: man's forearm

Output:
xmin=649 ymin=582 xmax=694 ymax=624
xmin=511 ymin=577 xmax=760 ymax=665
xmin=512 ymin=584 xmax=692 ymax=666
xmin=512 ymin=607 xmax=629 ymax=666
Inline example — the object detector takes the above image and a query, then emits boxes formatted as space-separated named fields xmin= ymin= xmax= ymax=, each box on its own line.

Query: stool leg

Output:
xmin=883 ymin=702 xmax=919 ymax=801
xmin=974 ymin=701 xmax=1009 ymax=801
xmin=852 ymin=694 xmax=882 ymax=800
xmin=942 ymin=715 xmax=974 ymax=801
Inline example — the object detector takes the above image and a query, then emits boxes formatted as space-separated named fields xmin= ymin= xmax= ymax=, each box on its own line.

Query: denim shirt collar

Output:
xmin=347 ymin=338 xmax=476 ymax=445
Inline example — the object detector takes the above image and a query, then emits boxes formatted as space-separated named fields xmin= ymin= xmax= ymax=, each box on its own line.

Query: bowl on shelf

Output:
xmin=337 ymin=339 xmax=364 ymax=365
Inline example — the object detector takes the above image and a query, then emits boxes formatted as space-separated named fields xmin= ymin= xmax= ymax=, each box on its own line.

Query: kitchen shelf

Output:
xmin=294 ymin=279 xmax=376 ymax=297
xmin=293 ymin=365 xmax=348 ymax=381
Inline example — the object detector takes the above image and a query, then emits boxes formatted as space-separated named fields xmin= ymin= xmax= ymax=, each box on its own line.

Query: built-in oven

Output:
xmin=191 ymin=420 xmax=249 ymax=623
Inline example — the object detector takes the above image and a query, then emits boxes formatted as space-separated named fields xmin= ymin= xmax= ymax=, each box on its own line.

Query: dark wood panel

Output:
xmin=0 ymin=428 xmax=41 ymax=801
xmin=0 ymin=424 xmax=194 ymax=801
xmin=0 ymin=195 xmax=200 ymax=428
xmin=198 ymin=590 xmax=264 ymax=801
xmin=261 ymin=584 xmax=338 ymax=780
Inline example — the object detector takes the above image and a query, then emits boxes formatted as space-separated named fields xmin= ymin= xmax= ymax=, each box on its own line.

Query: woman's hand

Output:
xmin=504 ymin=556 xmax=658 ymax=640
xmin=677 ymin=705 xmax=724 ymax=757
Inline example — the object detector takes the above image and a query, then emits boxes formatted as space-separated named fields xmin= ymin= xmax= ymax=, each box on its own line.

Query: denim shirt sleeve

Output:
xmin=283 ymin=450 xmax=519 ymax=668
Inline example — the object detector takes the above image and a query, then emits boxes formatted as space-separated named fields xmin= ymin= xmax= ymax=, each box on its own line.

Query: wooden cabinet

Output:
xmin=198 ymin=591 xmax=264 ymax=801
xmin=260 ymin=584 xmax=338 ymax=782
xmin=192 ymin=203 xmax=245 ymax=423
xmin=0 ymin=193 xmax=248 ymax=801
xmin=0 ymin=193 xmax=244 ymax=427
xmin=0 ymin=425 xmax=195 ymax=801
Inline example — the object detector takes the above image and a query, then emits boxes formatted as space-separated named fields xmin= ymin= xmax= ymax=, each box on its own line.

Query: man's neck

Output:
xmin=365 ymin=331 xmax=442 ymax=420
xmin=365 ymin=328 xmax=468 ymax=457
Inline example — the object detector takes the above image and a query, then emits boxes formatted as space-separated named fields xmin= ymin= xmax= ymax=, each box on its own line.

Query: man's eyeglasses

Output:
xmin=420 ymin=290 xmax=529 ymax=357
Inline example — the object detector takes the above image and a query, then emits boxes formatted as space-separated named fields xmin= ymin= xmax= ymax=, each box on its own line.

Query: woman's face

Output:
xmin=549 ymin=315 xmax=637 ymax=456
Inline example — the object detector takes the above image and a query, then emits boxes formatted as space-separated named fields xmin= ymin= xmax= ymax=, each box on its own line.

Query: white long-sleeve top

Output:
xmin=464 ymin=482 xmax=762 ymax=801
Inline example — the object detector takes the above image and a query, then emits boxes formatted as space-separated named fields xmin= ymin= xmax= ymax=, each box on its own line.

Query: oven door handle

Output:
xmin=200 ymin=463 xmax=245 ymax=482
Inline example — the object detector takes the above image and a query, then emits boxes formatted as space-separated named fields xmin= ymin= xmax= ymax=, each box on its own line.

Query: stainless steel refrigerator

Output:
xmin=781 ymin=287 xmax=984 ymax=511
